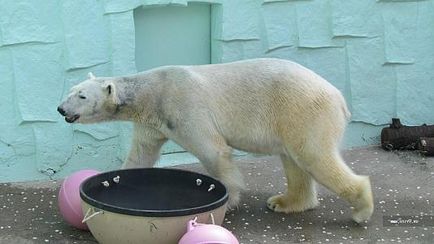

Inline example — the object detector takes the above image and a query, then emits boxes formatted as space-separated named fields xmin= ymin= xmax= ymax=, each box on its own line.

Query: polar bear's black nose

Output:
xmin=57 ymin=106 xmax=66 ymax=116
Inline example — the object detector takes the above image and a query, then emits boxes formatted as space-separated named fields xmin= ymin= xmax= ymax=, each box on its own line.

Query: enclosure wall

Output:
xmin=1 ymin=0 xmax=433 ymax=182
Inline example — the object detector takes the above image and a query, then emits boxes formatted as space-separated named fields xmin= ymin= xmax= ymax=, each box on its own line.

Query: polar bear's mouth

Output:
xmin=65 ymin=114 xmax=80 ymax=123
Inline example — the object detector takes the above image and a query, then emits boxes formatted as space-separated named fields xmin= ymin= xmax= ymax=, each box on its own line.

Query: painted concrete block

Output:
xmin=0 ymin=1 xmax=61 ymax=45
xmin=0 ymin=49 xmax=15 ymax=125
xmin=0 ymin=154 xmax=39 ymax=182
xmin=346 ymin=38 xmax=396 ymax=125
xmin=0 ymin=48 xmax=35 ymax=158
xmin=263 ymin=0 xmax=310 ymax=3
xmin=219 ymin=41 xmax=246 ymax=63
xmin=12 ymin=44 xmax=64 ymax=123
xmin=0 ymin=141 xmax=15 ymax=168
xmin=396 ymin=1 xmax=434 ymax=124
xmin=299 ymin=47 xmax=347 ymax=95
xmin=219 ymin=0 xmax=261 ymax=40
xmin=261 ymin=2 xmax=297 ymax=51
xmin=0 ymin=124 xmax=35 ymax=159
xmin=0 ymin=121 xmax=35 ymax=176
xmin=242 ymin=40 xmax=267 ymax=59
xmin=0 ymin=50 xmax=34 ymax=166
xmin=109 ymin=11 xmax=137 ymax=76
xmin=218 ymin=40 xmax=265 ymax=63
xmin=103 ymin=0 xmax=222 ymax=14
xmin=189 ymin=0 xmax=223 ymax=4
xmin=33 ymin=123 xmax=73 ymax=176
xmin=382 ymin=2 xmax=417 ymax=64
xmin=263 ymin=0 xmax=290 ymax=3
xmin=146 ymin=0 xmax=190 ymax=5
xmin=378 ymin=0 xmax=427 ymax=2
xmin=62 ymin=0 xmax=110 ymax=69
xmin=331 ymin=0 xmax=382 ymax=37
xmin=103 ymin=0 xmax=142 ymax=14
xmin=296 ymin=0 xmax=344 ymax=48
xmin=265 ymin=46 xmax=305 ymax=64
xmin=0 ymin=28 xmax=3 ymax=46
xmin=61 ymin=130 xmax=122 ymax=177
xmin=134 ymin=3 xmax=211 ymax=71
xmin=73 ymin=124 xmax=119 ymax=141
xmin=211 ymin=3 xmax=223 ymax=42
xmin=139 ymin=0 xmax=223 ymax=8
xmin=161 ymin=141 xmax=186 ymax=154
xmin=396 ymin=63 xmax=434 ymax=125
xmin=343 ymin=122 xmax=383 ymax=148
xmin=407 ymin=0 xmax=434 ymax=59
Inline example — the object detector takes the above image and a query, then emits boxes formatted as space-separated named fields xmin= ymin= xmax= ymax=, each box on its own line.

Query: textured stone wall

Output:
xmin=0 ymin=0 xmax=433 ymax=182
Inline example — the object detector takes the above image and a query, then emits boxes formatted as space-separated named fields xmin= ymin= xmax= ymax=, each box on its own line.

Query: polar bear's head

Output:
xmin=57 ymin=73 xmax=121 ymax=123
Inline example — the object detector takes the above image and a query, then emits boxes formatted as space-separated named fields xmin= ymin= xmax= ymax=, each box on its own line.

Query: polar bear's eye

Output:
xmin=79 ymin=95 xmax=87 ymax=99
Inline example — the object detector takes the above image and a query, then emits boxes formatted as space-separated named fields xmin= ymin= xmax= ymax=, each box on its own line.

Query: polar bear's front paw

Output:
xmin=226 ymin=190 xmax=241 ymax=211
xmin=267 ymin=194 xmax=319 ymax=213
xmin=267 ymin=194 xmax=291 ymax=213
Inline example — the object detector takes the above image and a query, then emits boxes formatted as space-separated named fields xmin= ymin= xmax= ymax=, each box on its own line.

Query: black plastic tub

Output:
xmin=80 ymin=168 xmax=228 ymax=217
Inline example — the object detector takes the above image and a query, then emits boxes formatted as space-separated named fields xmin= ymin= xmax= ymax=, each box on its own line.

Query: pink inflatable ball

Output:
xmin=58 ymin=169 xmax=100 ymax=230
xmin=179 ymin=219 xmax=239 ymax=244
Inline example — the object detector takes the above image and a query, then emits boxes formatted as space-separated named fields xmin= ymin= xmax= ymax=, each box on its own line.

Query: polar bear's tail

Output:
xmin=342 ymin=102 xmax=351 ymax=121
xmin=338 ymin=93 xmax=351 ymax=121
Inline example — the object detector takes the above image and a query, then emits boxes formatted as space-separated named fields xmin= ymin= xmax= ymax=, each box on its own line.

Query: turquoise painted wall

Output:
xmin=1 ymin=0 xmax=434 ymax=182
xmin=134 ymin=3 xmax=211 ymax=156
xmin=134 ymin=4 xmax=211 ymax=71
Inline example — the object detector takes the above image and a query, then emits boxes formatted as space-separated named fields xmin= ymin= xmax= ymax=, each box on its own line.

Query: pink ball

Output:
xmin=179 ymin=219 xmax=239 ymax=244
xmin=58 ymin=169 xmax=100 ymax=230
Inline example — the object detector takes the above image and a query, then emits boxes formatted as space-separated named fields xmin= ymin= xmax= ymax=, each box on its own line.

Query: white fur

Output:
xmin=88 ymin=72 xmax=96 ymax=80
xmin=59 ymin=58 xmax=374 ymax=222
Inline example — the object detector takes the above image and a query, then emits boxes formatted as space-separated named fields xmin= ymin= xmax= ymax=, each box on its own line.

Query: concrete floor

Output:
xmin=0 ymin=146 xmax=433 ymax=243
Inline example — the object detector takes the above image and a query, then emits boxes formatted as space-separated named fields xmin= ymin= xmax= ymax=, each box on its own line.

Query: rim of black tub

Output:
xmin=79 ymin=168 xmax=229 ymax=217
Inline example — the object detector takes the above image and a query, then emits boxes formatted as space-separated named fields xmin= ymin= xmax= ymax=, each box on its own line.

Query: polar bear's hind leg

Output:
xmin=267 ymin=154 xmax=319 ymax=213
xmin=286 ymin=108 xmax=373 ymax=223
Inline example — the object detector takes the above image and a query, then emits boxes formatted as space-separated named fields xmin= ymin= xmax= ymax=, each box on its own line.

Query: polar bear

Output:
xmin=58 ymin=58 xmax=373 ymax=223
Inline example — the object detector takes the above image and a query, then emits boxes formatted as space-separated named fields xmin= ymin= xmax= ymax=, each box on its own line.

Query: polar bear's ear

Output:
xmin=88 ymin=72 xmax=96 ymax=80
xmin=103 ymin=82 xmax=121 ymax=105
